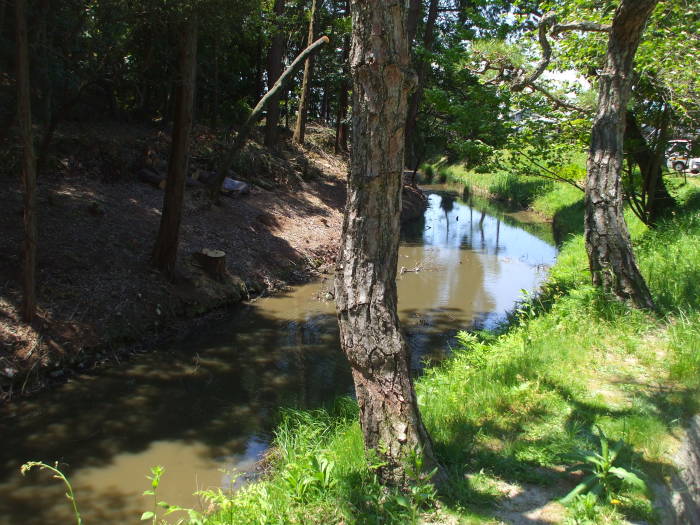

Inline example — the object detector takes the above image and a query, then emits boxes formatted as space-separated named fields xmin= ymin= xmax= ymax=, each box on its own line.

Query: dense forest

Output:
xmin=1 ymin=0 xmax=700 ymax=523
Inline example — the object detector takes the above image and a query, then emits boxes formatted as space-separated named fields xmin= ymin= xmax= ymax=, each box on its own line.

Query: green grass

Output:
xmin=132 ymin=178 xmax=700 ymax=525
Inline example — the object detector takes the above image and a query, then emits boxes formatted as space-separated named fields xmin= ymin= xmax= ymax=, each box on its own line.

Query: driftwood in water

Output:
xmin=194 ymin=249 xmax=227 ymax=281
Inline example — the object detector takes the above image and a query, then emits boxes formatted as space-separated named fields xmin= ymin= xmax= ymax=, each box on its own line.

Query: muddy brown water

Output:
xmin=0 ymin=188 xmax=556 ymax=524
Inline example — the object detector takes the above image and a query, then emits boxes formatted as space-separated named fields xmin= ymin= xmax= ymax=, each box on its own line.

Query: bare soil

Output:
xmin=0 ymin=123 xmax=356 ymax=399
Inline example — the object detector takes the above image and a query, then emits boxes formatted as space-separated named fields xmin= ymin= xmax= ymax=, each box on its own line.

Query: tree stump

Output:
xmin=195 ymin=249 xmax=227 ymax=281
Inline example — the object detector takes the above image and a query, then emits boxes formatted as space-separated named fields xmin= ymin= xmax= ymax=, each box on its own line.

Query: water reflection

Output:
xmin=0 ymin=189 xmax=557 ymax=525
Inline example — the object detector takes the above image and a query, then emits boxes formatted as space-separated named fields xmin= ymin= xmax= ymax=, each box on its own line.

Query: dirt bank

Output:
xmin=0 ymin=123 xmax=427 ymax=400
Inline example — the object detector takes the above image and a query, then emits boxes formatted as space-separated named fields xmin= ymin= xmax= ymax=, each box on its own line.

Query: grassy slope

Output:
xmin=160 ymin=176 xmax=700 ymax=524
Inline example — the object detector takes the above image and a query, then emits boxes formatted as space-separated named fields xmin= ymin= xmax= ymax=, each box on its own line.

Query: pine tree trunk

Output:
xmin=292 ymin=0 xmax=317 ymax=145
xmin=152 ymin=14 xmax=198 ymax=276
xmin=264 ymin=0 xmax=286 ymax=148
xmin=335 ymin=0 xmax=443 ymax=487
xmin=16 ymin=0 xmax=37 ymax=323
xmin=404 ymin=0 xmax=438 ymax=169
xmin=584 ymin=0 xmax=657 ymax=310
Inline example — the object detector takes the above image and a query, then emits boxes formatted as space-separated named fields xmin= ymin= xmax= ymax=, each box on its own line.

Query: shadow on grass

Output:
xmin=552 ymin=199 xmax=584 ymax=246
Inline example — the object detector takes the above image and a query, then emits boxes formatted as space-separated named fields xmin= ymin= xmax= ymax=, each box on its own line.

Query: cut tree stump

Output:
xmin=195 ymin=249 xmax=227 ymax=281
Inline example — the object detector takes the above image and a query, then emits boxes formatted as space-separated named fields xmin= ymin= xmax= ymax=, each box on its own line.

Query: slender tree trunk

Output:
xmin=334 ymin=12 xmax=350 ymax=154
xmin=264 ymin=0 xmax=286 ymax=148
xmin=253 ymin=35 xmax=265 ymax=103
xmin=152 ymin=15 xmax=198 ymax=276
xmin=406 ymin=0 xmax=421 ymax=46
xmin=335 ymin=0 xmax=443 ymax=487
xmin=292 ymin=0 xmax=318 ymax=145
xmin=16 ymin=0 xmax=37 ymax=323
xmin=211 ymin=40 xmax=220 ymax=129
xmin=584 ymin=0 xmax=657 ymax=310
xmin=404 ymin=0 xmax=438 ymax=169
xmin=624 ymin=109 xmax=675 ymax=224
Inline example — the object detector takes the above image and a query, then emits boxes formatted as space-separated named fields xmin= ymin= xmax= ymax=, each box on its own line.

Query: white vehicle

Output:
xmin=666 ymin=139 xmax=700 ymax=174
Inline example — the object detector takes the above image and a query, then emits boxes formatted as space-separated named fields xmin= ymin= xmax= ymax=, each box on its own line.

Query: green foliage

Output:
xmin=142 ymin=465 xmax=166 ymax=524
xmin=561 ymin=427 xmax=647 ymax=505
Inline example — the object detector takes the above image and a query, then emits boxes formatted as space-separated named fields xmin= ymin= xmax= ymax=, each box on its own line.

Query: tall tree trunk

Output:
xmin=253 ymin=34 xmax=265 ymax=103
xmin=292 ymin=0 xmax=318 ymax=145
xmin=584 ymin=0 xmax=657 ymax=310
xmin=211 ymin=39 xmax=220 ymax=129
xmin=624 ymin=109 xmax=675 ymax=224
xmin=335 ymin=0 xmax=443 ymax=487
xmin=264 ymin=0 xmax=286 ymax=148
xmin=152 ymin=15 xmax=198 ymax=276
xmin=404 ymin=0 xmax=438 ymax=169
xmin=16 ymin=0 xmax=37 ymax=323
xmin=334 ymin=3 xmax=350 ymax=154
xmin=406 ymin=0 xmax=421 ymax=46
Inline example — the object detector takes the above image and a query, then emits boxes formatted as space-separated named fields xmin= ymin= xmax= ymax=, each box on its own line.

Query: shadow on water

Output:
xmin=0 ymin=188 xmax=557 ymax=524
xmin=0 ymin=302 xmax=351 ymax=524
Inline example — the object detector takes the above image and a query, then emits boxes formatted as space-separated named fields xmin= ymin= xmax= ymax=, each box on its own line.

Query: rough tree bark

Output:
xmin=152 ymin=14 xmax=198 ymax=276
xmin=292 ymin=0 xmax=318 ymax=145
xmin=16 ymin=0 xmax=37 ymax=322
xmin=334 ymin=0 xmax=444 ymax=487
xmin=264 ymin=0 xmax=286 ymax=148
xmin=404 ymin=0 xmax=438 ymax=171
xmin=584 ymin=0 xmax=657 ymax=310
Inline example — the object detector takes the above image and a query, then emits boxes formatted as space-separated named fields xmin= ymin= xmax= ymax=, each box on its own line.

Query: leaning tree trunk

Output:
xmin=335 ymin=0 xmax=444 ymax=487
xmin=16 ymin=0 xmax=37 ymax=323
xmin=152 ymin=14 xmax=198 ymax=276
xmin=584 ymin=0 xmax=657 ymax=310
xmin=264 ymin=0 xmax=286 ymax=148
xmin=208 ymin=37 xmax=329 ymax=201
xmin=292 ymin=0 xmax=317 ymax=145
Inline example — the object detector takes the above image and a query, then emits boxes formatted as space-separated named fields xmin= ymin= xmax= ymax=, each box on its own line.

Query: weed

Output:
xmin=142 ymin=465 xmax=166 ymax=524
xmin=20 ymin=461 xmax=82 ymax=525
xmin=561 ymin=427 xmax=647 ymax=505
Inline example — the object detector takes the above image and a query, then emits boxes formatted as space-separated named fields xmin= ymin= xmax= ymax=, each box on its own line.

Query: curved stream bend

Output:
xmin=0 ymin=188 xmax=557 ymax=525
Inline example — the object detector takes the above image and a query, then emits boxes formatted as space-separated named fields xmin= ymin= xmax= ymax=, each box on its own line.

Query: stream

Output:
xmin=0 ymin=187 xmax=557 ymax=525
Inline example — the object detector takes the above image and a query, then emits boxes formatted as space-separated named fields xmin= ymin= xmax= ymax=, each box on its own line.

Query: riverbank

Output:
xmin=0 ymin=122 xmax=426 ymax=401
xmin=155 ymin=176 xmax=700 ymax=524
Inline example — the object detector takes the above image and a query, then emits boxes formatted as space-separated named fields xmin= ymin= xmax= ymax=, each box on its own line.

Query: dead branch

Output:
xmin=208 ymin=35 xmax=330 ymax=200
